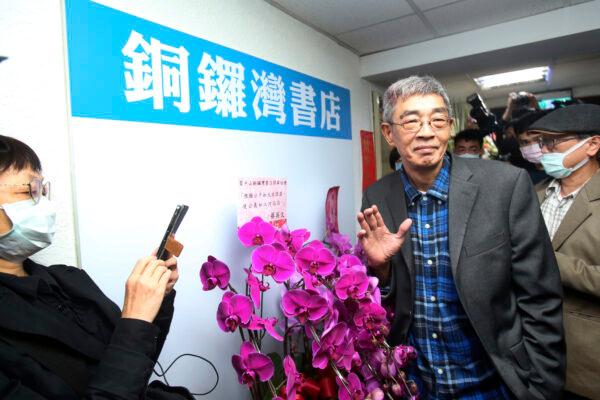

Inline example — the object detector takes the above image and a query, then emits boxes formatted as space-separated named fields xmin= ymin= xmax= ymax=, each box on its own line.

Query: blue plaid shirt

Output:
xmin=400 ymin=157 xmax=510 ymax=400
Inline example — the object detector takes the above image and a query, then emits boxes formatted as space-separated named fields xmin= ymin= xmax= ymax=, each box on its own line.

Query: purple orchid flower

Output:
xmin=216 ymin=292 xmax=253 ymax=332
xmin=251 ymin=244 xmax=295 ymax=283
xmin=353 ymin=302 xmax=387 ymax=331
xmin=247 ymin=315 xmax=283 ymax=341
xmin=328 ymin=231 xmax=353 ymax=256
xmin=200 ymin=256 xmax=231 ymax=291
xmin=238 ymin=216 xmax=276 ymax=247
xmin=281 ymin=289 xmax=329 ymax=324
xmin=367 ymin=276 xmax=381 ymax=304
xmin=283 ymin=355 xmax=301 ymax=400
xmin=275 ymin=225 xmax=310 ymax=255
xmin=295 ymin=240 xmax=336 ymax=278
xmin=336 ymin=372 xmax=366 ymax=400
xmin=335 ymin=270 xmax=370 ymax=300
xmin=337 ymin=254 xmax=365 ymax=275
xmin=231 ymin=341 xmax=274 ymax=386
xmin=312 ymin=322 xmax=355 ymax=371
xmin=392 ymin=345 xmax=417 ymax=369
xmin=244 ymin=268 xmax=269 ymax=309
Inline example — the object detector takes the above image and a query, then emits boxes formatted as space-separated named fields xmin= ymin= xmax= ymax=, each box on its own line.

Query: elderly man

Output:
xmin=529 ymin=104 xmax=600 ymax=400
xmin=357 ymin=75 xmax=565 ymax=399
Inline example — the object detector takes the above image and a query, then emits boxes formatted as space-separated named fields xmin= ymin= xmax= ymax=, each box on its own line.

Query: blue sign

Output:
xmin=65 ymin=0 xmax=352 ymax=139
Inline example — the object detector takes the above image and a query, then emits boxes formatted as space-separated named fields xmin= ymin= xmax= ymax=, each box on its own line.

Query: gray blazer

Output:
xmin=362 ymin=155 xmax=565 ymax=400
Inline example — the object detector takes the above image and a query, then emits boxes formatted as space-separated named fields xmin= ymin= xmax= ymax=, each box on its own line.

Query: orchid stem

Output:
xmin=227 ymin=283 xmax=238 ymax=294
xmin=307 ymin=324 xmax=352 ymax=397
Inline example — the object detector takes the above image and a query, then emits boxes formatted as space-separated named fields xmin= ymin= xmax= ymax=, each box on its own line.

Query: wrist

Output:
xmin=369 ymin=261 xmax=391 ymax=286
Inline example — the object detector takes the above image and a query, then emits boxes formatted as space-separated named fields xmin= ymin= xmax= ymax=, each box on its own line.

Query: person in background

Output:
xmin=453 ymin=129 xmax=483 ymax=158
xmin=0 ymin=135 xmax=192 ymax=399
xmin=514 ymin=110 xmax=550 ymax=184
xmin=529 ymin=104 xmax=600 ymax=400
xmin=496 ymin=92 xmax=540 ymax=168
xmin=358 ymin=75 xmax=564 ymax=400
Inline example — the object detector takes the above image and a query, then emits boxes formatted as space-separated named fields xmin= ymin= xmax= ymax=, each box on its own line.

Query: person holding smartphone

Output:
xmin=0 ymin=135 xmax=192 ymax=399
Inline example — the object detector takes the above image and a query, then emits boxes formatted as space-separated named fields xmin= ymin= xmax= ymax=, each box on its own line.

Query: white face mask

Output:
xmin=0 ymin=197 xmax=56 ymax=263
xmin=457 ymin=153 xmax=480 ymax=159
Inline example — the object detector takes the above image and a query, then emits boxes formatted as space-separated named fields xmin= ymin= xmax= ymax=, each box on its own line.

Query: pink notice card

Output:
xmin=238 ymin=177 xmax=288 ymax=228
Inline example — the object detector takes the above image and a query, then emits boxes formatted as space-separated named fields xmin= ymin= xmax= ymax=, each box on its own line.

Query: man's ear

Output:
xmin=587 ymin=135 xmax=600 ymax=158
xmin=381 ymin=123 xmax=395 ymax=147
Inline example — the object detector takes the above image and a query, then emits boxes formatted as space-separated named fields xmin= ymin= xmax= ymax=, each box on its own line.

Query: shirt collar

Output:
xmin=400 ymin=155 xmax=451 ymax=203
xmin=0 ymin=259 xmax=60 ymax=298
xmin=545 ymin=178 xmax=587 ymax=200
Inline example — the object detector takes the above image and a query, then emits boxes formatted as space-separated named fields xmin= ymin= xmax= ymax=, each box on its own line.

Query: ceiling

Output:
xmin=267 ymin=0 xmax=593 ymax=56
xmin=266 ymin=0 xmax=600 ymax=103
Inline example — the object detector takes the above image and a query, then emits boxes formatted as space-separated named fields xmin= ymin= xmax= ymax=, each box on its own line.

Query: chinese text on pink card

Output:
xmin=238 ymin=178 xmax=288 ymax=228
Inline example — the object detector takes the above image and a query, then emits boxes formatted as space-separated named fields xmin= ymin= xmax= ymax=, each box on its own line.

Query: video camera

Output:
xmin=466 ymin=93 xmax=499 ymax=138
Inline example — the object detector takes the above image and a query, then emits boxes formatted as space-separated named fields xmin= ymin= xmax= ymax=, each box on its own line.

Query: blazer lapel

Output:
xmin=384 ymin=174 xmax=414 ymax=282
xmin=448 ymin=158 xmax=478 ymax=277
xmin=551 ymin=172 xmax=600 ymax=249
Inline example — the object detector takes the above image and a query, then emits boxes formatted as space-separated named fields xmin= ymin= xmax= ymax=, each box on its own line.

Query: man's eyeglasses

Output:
xmin=388 ymin=116 xmax=453 ymax=134
xmin=536 ymin=136 xmax=579 ymax=151
xmin=0 ymin=179 xmax=51 ymax=204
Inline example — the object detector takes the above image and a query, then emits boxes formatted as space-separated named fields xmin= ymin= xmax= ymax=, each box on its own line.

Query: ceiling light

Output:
xmin=474 ymin=66 xmax=550 ymax=90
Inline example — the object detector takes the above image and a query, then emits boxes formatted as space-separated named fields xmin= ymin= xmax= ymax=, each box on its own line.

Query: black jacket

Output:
xmin=0 ymin=260 xmax=180 ymax=399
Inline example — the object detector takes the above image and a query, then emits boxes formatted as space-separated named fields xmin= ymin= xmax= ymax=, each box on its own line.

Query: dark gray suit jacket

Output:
xmin=362 ymin=155 xmax=565 ymax=400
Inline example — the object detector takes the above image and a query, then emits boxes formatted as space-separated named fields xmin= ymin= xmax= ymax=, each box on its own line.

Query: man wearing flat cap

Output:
xmin=529 ymin=103 xmax=600 ymax=399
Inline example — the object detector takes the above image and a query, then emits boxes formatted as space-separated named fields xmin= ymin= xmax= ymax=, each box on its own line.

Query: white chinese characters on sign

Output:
xmin=290 ymin=81 xmax=317 ymax=128
xmin=122 ymin=30 xmax=190 ymax=112
xmin=197 ymin=52 xmax=247 ymax=118
xmin=121 ymin=30 xmax=344 ymax=133
xmin=251 ymin=70 xmax=286 ymax=124
xmin=320 ymin=90 xmax=340 ymax=131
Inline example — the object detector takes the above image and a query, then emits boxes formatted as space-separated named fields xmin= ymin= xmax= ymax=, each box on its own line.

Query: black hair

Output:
xmin=388 ymin=147 xmax=400 ymax=170
xmin=513 ymin=110 xmax=546 ymax=135
xmin=454 ymin=129 xmax=483 ymax=147
xmin=0 ymin=135 xmax=42 ymax=174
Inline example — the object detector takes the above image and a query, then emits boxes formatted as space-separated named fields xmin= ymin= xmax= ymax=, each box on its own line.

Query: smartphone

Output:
xmin=156 ymin=204 xmax=189 ymax=261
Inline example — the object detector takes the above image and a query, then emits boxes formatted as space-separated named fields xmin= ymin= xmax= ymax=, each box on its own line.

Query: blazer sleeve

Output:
xmin=509 ymin=169 xmax=566 ymax=399
xmin=554 ymin=252 xmax=600 ymax=299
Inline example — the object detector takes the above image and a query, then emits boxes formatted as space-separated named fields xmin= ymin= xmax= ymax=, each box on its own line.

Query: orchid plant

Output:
xmin=200 ymin=216 xmax=418 ymax=400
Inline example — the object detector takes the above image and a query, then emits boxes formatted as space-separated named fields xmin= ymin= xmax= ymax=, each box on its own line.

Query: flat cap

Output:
xmin=528 ymin=103 xmax=600 ymax=135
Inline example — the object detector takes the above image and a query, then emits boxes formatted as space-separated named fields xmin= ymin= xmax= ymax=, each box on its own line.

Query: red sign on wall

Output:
xmin=360 ymin=130 xmax=376 ymax=190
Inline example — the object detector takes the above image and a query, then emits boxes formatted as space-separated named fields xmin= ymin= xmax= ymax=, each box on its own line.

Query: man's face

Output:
xmin=517 ymin=131 xmax=541 ymax=148
xmin=0 ymin=167 xmax=42 ymax=235
xmin=540 ymin=133 xmax=599 ymax=169
xmin=453 ymin=139 xmax=482 ymax=157
xmin=381 ymin=94 xmax=452 ymax=171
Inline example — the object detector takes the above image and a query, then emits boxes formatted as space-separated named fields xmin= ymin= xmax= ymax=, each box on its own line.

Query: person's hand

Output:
xmin=121 ymin=256 xmax=171 ymax=323
xmin=525 ymin=92 xmax=540 ymax=110
xmin=502 ymin=92 xmax=517 ymax=122
xmin=163 ymin=255 xmax=179 ymax=294
xmin=357 ymin=205 xmax=412 ymax=281
xmin=150 ymin=248 xmax=179 ymax=294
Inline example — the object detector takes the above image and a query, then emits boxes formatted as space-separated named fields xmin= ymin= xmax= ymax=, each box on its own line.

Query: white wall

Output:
xmin=0 ymin=0 xmax=79 ymax=267
xmin=1 ymin=1 xmax=374 ymax=399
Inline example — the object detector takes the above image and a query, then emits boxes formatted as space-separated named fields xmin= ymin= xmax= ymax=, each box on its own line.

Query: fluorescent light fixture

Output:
xmin=474 ymin=66 xmax=550 ymax=90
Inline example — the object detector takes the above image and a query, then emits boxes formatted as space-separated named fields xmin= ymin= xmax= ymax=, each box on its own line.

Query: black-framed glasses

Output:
xmin=388 ymin=116 xmax=453 ymax=134
xmin=0 ymin=179 xmax=51 ymax=204
xmin=537 ymin=136 xmax=579 ymax=151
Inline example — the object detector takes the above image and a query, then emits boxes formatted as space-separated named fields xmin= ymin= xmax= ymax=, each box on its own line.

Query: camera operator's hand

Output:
xmin=357 ymin=205 xmax=412 ymax=285
xmin=525 ymin=92 xmax=540 ymax=110
xmin=502 ymin=92 xmax=518 ymax=122
xmin=122 ymin=256 xmax=171 ymax=323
